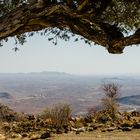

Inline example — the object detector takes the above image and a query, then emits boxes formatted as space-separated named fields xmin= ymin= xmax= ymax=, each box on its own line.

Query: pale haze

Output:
xmin=0 ymin=34 xmax=140 ymax=75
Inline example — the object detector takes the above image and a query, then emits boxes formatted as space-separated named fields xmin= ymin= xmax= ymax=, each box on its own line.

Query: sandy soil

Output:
xmin=51 ymin=130 xmax=140 ymax=140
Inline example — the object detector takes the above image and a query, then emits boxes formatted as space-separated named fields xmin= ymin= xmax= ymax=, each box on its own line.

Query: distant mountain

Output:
xmin=0 ymin=92 xmax=12 ymax=99
xmin=32 ymin=71 xmax=71 ymax=76
xmin=118 ymin=95 xmax=140 ymax=106
xmin=0 ymin=71 xmax=71 ymax=76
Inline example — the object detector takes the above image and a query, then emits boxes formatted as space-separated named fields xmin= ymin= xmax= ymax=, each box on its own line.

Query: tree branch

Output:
xmin=0 ymin=3 xmax=139 ymax=54
xmin=109 ymin=33 xmax=140 ymax=54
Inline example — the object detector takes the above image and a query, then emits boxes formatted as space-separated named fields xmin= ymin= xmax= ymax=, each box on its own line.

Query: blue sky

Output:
xmin=0 ymin=34 xmax=140 ymax=75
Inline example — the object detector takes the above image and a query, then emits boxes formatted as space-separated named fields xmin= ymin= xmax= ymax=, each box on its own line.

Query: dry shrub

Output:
xmin=42 ymin=103 xmax=71 ymax=128
xmin=87 ymin=107 xmax=97 ymax=117
xmin=0 ymin=103 xmax=19 ymax=122
xmin=101 ymin=82 xmax=121 ymax=120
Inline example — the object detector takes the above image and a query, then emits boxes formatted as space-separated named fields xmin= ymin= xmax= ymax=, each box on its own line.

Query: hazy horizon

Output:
xmin=0 ymin=34 xmax=140 ymax=75
xmin=0 ymin=71 xmax=140 ymax=77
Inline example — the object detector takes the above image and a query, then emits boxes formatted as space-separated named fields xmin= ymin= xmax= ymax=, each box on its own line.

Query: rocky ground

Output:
xmin=0 ymin=103 xmax=140 ymax=140
xmin=0 ymin=113 xmax=140 ymax=139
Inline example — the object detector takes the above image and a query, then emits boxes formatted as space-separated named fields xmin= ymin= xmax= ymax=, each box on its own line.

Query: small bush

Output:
xmin=41 ymin=103 xmax=71 ymax=128
xmin=87 ymin=107 xmax=97 ymax=118
xmin=0 ymin=103 xmax=19 ymax=122
xmin=101 ymin=82 xmax=121 ymax=120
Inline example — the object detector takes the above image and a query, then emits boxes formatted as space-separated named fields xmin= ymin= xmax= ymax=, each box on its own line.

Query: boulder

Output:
xmin=75 ymin=116 xmax=83 ymax=122
xmin=133 ymin=122 xmax=140 ymax=129
xmin=71 ymin=127 xmax=86 ymax=134
xmin=87 ymin=127 xmax=94 ymax=132
xmin=77 ymin=127 xmax=86 ymax=132
xmin=101 ymin=129 xmax=106 ymax=132
xmin=40 ymin=131 xmax=51 ymax=139
xmin=75 ymin=127 xmax=86 ymax=134
xmin=22 ymin=133 xmax=29 ymax=137
xmin=26 ymin=114 xmax=36 ymax=120
xmin=121 ymin=127 xmax=132 ymax=131
xmin=56 ymin=128 xmax=63 ymax=134
xmin=0 ymin=134 xmax=6 ymax=140
xmin=10 ymin=133 xmax=22 ymax=138
xmin=69 ymin=121 xmax=75 ymax=127
xmin=106 ymin=127 xmax=116 ymax=132
xmin=75 ymin=131 xmax=80 ymax=135
xmin=91 ymin=124 xmax=104 ymax=130
xmin=121 ymin=121 xmax=133 ymax=127
xmin=131 ymin=111 xmax=140 ymax=117
xmin=29 ymin=134 xmax=40 ymax=140
xmin=2 ymin=122 xmax=11 ymax=132
xmin=96 ymin=135 xmax=102 ymax=138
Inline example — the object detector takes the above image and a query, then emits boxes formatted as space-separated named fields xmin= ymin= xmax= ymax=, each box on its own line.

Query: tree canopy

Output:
xmin=0 ymin=0 xmax=140 ymax=54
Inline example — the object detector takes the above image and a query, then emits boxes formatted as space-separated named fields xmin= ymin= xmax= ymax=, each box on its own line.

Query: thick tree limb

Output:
xmin=0 ymin=3 xmax=140 ymax=54
xmin=109 ymin=34 xmax=140 ymax=54
xmin=77 ymin=0 xmax=89 ymax=12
